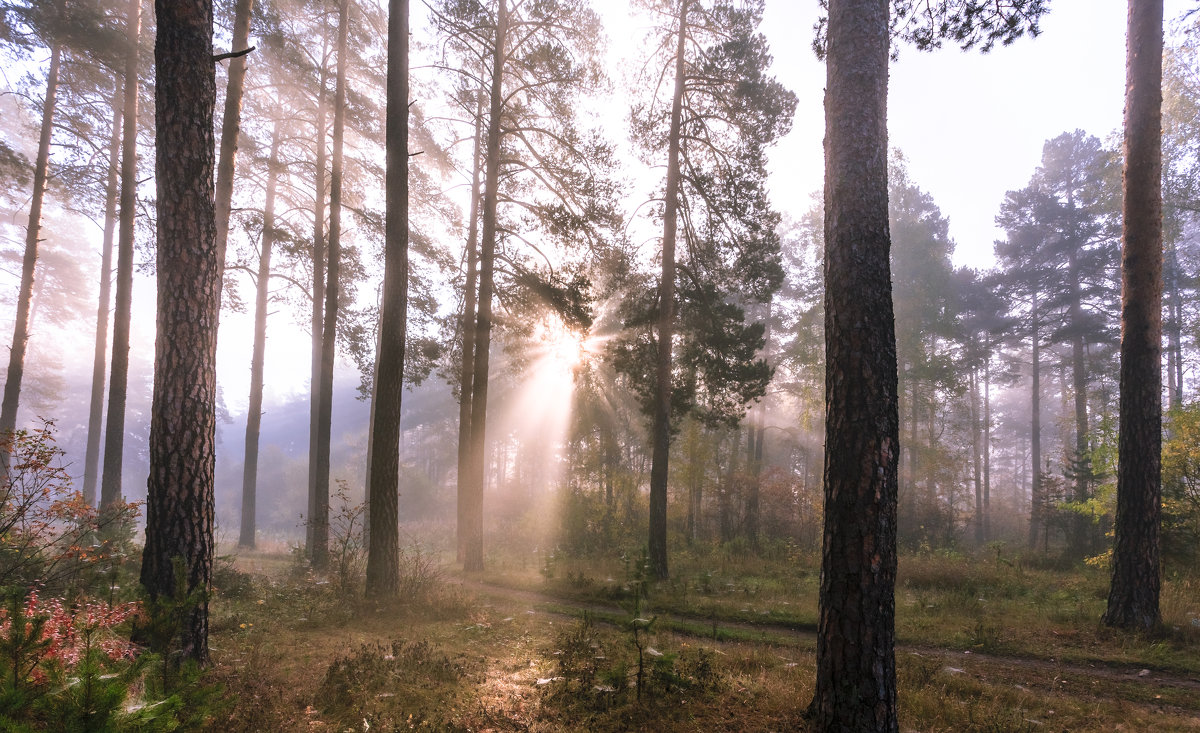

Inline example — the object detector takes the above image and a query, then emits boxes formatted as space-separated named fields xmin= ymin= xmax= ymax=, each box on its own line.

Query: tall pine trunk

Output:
xmin=213 ymin=0 xmax=255 ymax=272
xmin=1104 ymin=0 xmax=1163 ymax=631
xmin=364 ymin=0 xmax=409 ymax=597
xmin=1028 ymin=293 xmax=1043 ymax=549
xmin=0 ymin=35 xmax=61 ymax=474
xmin=1068 ymin=248 xmax=1092 ymax=558
xmin=983 ymin=338 xmax=992 ymax=540
xmin=139 ymin=0 xmax=219 ymax=663
xmin=808 ymin=0 xmax=899 ymax=728
xmin=312 ymin=0 xmax=351 ymax=569
xmin=306 ymin=27 xmax=331 ymax=558
xmin=456 ymin=95 xmax=484 ymax=564
xmin=971 ymin=362 xmax=984 ymax=544
xmin=100 ymin=0 xmax=141 ymax=510
xmin=462 ymin=0 xmax=508 ymax=573
xmin=239 ymin=119 xmax=282 ymax=549
xmin=648 ymin=0 xmax=689 ymax=581
xmin=83 ymin=96 xmax=123 ymax=507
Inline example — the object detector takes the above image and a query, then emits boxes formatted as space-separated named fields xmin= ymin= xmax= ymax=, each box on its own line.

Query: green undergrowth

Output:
xmin=205 ymin=546 xmax=1200 ymax=731
xmin=475 ymin=543 xmax=1200 ymax=677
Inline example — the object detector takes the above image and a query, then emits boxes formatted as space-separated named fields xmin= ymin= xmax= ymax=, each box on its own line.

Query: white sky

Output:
xmin=758 ymin=0 xmax=1194 ymax=270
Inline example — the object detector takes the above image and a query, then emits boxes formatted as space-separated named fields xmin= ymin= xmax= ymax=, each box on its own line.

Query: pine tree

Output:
xmin=139 ymin=0 xmax=220 ymax=662
xmin=1104 ymin=0 xmax=1164 ymax=632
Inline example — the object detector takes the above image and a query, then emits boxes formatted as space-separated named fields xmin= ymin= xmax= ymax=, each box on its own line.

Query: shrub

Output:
xmin=0 ymin=421 xmax=140 ymax=599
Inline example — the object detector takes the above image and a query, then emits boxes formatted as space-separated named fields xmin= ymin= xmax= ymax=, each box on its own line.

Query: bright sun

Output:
xmin=535 ymin=318 xmax=588 ymax=371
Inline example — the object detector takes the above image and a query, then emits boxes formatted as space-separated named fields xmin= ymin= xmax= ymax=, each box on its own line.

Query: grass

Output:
xmin=201 ymin=542 xmax=1200 ymax=731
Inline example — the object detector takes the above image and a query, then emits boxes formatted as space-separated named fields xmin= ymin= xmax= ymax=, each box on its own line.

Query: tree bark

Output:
xmin=462 ymin=0 xmax=508 ymax=573
xmin=239 ymin=119 xmax=282 ymax=549
xmin=364 ymin=0 xmax=409 ymax=598
xmin=807 ymin=0 xmax=899 ymax=729
xmin=1105 ymin=0 xmax=1163 ymax=632
xmin=311 ymin=0 xmax=350 ymax=570
xmin=83 ymin=94 xmax=123 ymax=507
xmin=306 ymin=25 xmax=331 ymax=559
xmin=100 ymin=0 xmax=141 ymax=510
xmin=0 ymin=34 xmax=61 ymax=475
xmin=139 ymin=0 xmax=219 ymax=663
xmin=456 ymin=93 xmax=484 ymax=564
xmin=213 ymin=0 xmax=255 ymax=273
xmin=648 ymin=0 xmax=689 ymax=581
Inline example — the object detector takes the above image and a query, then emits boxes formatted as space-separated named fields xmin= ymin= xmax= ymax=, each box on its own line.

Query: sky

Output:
xmin=757 ymin=0 xmax=1196 ymax=270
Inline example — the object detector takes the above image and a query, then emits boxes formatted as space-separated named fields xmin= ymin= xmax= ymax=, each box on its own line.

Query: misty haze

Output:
xmin=0 ymin=0 xmax=1197 ymax=730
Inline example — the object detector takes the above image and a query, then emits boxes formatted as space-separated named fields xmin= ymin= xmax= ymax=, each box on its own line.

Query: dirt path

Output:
xmin=449 ymin=576 xmax=1200 ymax=696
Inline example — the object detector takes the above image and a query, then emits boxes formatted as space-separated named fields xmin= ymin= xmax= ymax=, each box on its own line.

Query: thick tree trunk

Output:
xmin=807 ymin=0 xmax=899 ymax=729
xmin=456 ymin=96 xmax=484 ymax=564
xmin=462 ymin=0 xmax=507 ymax=573
xmin=139 ymin=0 xmax=219 ymax=663
xmin=648 ymin=0 xmax=689 ymax=581
xmin=239 ymin=119 xmax=282 ymax=549
xmin=306 ymin=28 xmax=330 ymax=558
xmin=213 ymin=0 xmax=255 ymax=273
xmin=99 ymin=0 xmax=141 ymax=510
xmin=1105 ymin=0 xmax=1163 ymax=632
xmin=83 ymin=96 xmax=123 ymax=507
xmin=312 ymin=0 xmax=351 ymax=570
xmin=0 ymin=38 xmax=61 ymax=475
xmin=364 ymin=0 xmax=409 ymax=598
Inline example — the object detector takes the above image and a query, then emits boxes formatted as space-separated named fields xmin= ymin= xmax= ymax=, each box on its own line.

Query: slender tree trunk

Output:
xmin=456 ymin=94 xmax=484 ymax=564
xmin=213 ymin=0 xmax=255 ymax=273
xmin=306 ymin=27 xmax=331 ymax=558
xmin=312 ymin=0 xmax=350 ymax=570
xmin=462 ymin=0 xmax=507 ymax=573
xmin=648 ymin=0 xmax=689 ymax=581
xmin=744 ymin=412 xmax=760 ymax=548
xmin=972 ymin=362 xmax=983 ymax=545
xmin=808 ymin=1 xmax=898 ymax=728
xmin=983 ymin=339 xmax=992 ymax=541
xmin=1165 ymin=242 xmax=1178 ymax=405
xmin=83 ymin=96 xmax=123 ymax=507
xmin=239 ymin=119 xmax=282 ymax=549
xmin=1028 ymin=294 xmax=1043 ymax=549
xmin=0 ymin=36 xmax=61 ymax=474
xmin=906 ymin=378 xmax=919 ymax=528
xmin=719 ymin=430 xmax=739 ymax=543
xmin=1167 ymin=242 xmax=1183 ymax=406
xmin=139 ymin=0 xmax=219 ymax=663
xmin=1105 ymin=0 xmax=1163 ymax=631
xmin=1068 ymin=247 xmax=1091 ymax=558
xmin=364 ymin=0 xmax=409 ymax=598
xmin=100 ymin=0 xmax=141 ymax=510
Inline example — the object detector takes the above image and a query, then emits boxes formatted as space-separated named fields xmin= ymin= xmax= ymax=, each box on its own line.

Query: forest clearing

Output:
xmin=204 ymin=544 xmax=1200 ymax=731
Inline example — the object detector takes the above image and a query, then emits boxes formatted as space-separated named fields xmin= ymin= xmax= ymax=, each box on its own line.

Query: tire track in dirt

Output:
xmin=448 ymin=576 xmax=1200 ymax=698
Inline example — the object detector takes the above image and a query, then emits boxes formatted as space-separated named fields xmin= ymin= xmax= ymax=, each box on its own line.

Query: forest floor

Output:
xmin=205 ymin=547 xmax=1200 ymax=732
